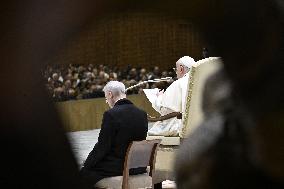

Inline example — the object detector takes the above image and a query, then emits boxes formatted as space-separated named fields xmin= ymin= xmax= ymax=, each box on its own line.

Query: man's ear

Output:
xmin=180 ymin=65 xmax=185 ymax=73
xmin=108 ymin=91 xmax=113 ymax=98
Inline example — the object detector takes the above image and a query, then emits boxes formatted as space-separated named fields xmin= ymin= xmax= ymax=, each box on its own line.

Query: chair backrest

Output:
xmin=122 ymin=139 xmax=161 ymax=189
xmin=181 ymin=57 xmax=223 ymax=137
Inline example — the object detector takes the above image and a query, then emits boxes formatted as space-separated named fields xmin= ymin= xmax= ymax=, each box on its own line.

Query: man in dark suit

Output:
xmin=80 ymin=81 xmax=148 ymax=187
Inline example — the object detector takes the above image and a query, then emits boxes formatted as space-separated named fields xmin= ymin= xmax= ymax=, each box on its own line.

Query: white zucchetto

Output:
xmin=176 ymin=56 xmax=196 ymax=68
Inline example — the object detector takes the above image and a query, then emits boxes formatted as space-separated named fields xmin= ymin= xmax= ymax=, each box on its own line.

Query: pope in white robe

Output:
xmin=146 ymin=56 xmax=196 ymax=136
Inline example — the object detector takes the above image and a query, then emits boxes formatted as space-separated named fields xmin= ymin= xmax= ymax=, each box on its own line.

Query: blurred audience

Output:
xmin=43 ymin=64 xmax=174 ymax=101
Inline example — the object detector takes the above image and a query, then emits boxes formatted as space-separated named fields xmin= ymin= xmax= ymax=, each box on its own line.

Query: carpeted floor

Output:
xmin=68 ymin=129 xmax=100 ymax=168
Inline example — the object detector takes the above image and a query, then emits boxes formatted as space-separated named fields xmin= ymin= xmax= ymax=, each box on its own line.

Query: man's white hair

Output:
xmin=103 ymin=81 xmax=126 ymax=96
xmin=177 ymin=56 xmax=196 ymax=69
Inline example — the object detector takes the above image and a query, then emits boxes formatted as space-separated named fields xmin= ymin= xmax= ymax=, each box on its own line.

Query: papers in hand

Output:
xmin=143 ymin=88 xmax=159 ymax=104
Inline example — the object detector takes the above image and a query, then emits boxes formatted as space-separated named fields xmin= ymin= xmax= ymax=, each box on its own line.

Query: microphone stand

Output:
xmin=125 ymin=77 xmax=172 ymax=92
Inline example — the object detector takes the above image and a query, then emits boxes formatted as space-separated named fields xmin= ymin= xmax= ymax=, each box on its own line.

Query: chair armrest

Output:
xmin=147 ymin=112 xmax=182 ymax=122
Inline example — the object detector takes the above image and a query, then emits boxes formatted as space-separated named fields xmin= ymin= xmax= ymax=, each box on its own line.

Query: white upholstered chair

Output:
xmin=146 ymin=57 xmax=223 ymax=184
xmin=95 ymin=139 xmax=161 ymax=189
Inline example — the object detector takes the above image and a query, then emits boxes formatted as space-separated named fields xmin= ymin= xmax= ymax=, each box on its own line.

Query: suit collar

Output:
xmin=114 ymin=98 xmax=133 ymax=107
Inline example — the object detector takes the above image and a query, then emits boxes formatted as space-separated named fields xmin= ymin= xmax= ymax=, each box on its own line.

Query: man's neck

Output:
xmin=114 ymin=95 xmax=126 ymax=104
xmin=178 ymin=72 xmax=188 ymax=79
xmin=182 ymin=71 xmax=190 ymax=77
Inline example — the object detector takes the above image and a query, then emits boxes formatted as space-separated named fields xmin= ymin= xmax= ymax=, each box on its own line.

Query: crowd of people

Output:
xmin=43 ymin=64 xmax=175 ymax=101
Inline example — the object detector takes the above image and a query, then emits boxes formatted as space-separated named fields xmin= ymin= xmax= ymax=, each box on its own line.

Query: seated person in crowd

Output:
xmin=147 ymin=56 xmax=196 ymax=136
xmin=80 ymin=81 xmax=148 ymax=188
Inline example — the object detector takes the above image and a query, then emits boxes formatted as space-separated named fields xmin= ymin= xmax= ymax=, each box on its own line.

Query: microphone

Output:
xmin=125 ymin=77 xmax=172 ymax=92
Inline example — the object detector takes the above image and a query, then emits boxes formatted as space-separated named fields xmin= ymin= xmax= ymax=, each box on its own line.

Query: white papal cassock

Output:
xmin=147 ymin=71 xmax=191 ymax=136
xmin=145 ymin=57 xmax=219 ymax=136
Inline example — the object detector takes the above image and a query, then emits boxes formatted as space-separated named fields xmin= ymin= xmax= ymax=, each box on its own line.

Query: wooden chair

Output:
xmin=95 ymin=139 xmax=162 ymax=189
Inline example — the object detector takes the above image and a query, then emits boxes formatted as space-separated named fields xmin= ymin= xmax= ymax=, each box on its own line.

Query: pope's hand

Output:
xmin=157 ymin=89 xmax=164 ymax=96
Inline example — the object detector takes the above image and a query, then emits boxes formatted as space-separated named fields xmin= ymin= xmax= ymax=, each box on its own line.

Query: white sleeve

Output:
xmin=152 ymin=80 xmax=182 ymax=115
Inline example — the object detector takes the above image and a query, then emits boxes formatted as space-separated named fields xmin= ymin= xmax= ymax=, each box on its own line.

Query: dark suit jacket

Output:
xmin=82 ymin=98 xmax=148 ymax=176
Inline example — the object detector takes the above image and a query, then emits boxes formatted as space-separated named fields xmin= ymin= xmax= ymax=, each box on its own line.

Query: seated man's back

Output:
xmin=80 ymin=81 xmax=148 ymax=187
